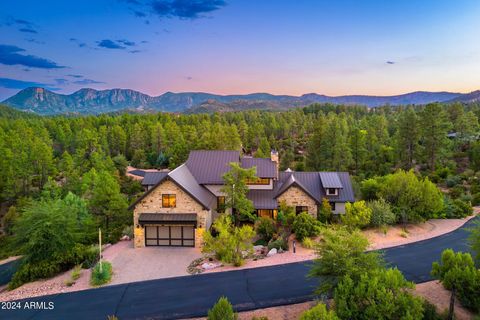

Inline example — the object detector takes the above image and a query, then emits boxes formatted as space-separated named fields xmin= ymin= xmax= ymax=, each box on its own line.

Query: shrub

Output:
xmin=472 ymin=193 xmax=480 ymax=206
xmin=422 ymin=300 xmax=443 ymax=320
xmin=255 ymin=217 xmax=276 ymax=242
xmin=449 ymin=185 xmax=465 ymax=199
xmin=341 ymin=201 xmax=372 ymax=229
xmin=71 ymin=265 xmax=82 ymax=281
xmin=367 ymin=198 xmax=396 ymax=227
xmin=299 ymin=303 xmax=339 ymax=320
xmin=251 ymin=317 xmax=269 ymax=320
xmin=318 ymin=198 xmax=333 ymax=223
xmin=469 ymin=220 xmax=480 ymax=265
xmin=267 ymin=237 xmax=288 ymax=251
xmin=90 ymin=261 xmax=113 ymax=286
xmin=122 ymin=225 xmax=133 ymax=238
xmin=203 ymin=215 xmax=256 ymax=266
xmin=360 ymin=178 xmax=381 ymax=201
xmin=302 ymin=237 xmax=314 ymax=249
xmin=431 ymin=249 xmax=480 ymax=312
xmin=444 ymin=198 xmax=473 ymax=219
xmin=9 ymin=260 xmax=62 ymax=290
xmin=292 ymin=212 xmax=321 ymax=241
xmin=207 ymin=296 xmax=237 ymax=320
xmin=446 ymin=175 xmax=462 ymax=188
xmin=334 ymin=268 xmax=424 ymax=320
xmin=309 ymin=227 xmax=383 ymax=294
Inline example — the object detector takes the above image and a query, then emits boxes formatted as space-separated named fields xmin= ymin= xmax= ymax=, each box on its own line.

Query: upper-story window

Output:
xmin=245 ymin=178 xmax=270 ymax=185
xmin=217 ymin=196 xmax=226 ymax=213
xmin=162 ymin=194 xmax=176 ymax=208
xmin=326 ymin=188 xmax=338 ymax=196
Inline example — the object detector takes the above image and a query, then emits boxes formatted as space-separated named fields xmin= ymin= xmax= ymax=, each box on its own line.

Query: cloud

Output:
xmin=4 ymin=17 xmax=39 ymax=34
xmin=386 ymin=61 xmax=395 ymax=65
xmin=69 ymin=38 xmax=87 ymax=48
xmin=97 ymin=39 xmax=125 ymax=49
xmin=0 ymin=44 xmax=65 ymax=69
xmin=19 ymin=27 xmax=37 ymax=34
xmin=25 ymin=38 xmax=45 ymax=45
xmin=67 ymin=74 xmax=83 ymax=78
xmin=117 ymin=39 xmax=136 ymax=46
xmin=130 ymin=50 xmax=141 ymax=53
xmin=73 ymin=78 xmax=105 ymax=85
xmin=150 ymin=0 xmax=226 ymax=19
xmin=0 ymin=77 xmax=59 ymax=90
xmin=54 ymin=78 xmax=69 ymax=85
xmin=133 ymin=10 xmax=147 ymax=17
xmin=186 ymin=76 xmax=193 ymax=80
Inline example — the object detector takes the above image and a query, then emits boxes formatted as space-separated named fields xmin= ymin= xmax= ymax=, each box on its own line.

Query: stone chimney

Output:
xmin=271 ymin=150 xmax=279 ymax=179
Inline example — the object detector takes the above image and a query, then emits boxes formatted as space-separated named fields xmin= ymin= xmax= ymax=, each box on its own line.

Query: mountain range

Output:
xmin=2 ymin=87 xmax=479 ymax=115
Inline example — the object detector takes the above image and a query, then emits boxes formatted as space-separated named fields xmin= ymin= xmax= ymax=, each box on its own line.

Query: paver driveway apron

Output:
xmin=108 ymin=244 xmax=202 ymax=285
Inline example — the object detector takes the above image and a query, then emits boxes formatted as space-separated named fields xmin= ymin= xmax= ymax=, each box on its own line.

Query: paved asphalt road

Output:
xmin=2 ymin=217 xmax=478 ymax=320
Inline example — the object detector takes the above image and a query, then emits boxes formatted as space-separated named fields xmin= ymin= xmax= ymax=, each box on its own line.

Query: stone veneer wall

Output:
xmin=277 ymin=186 xmax=318 ymax=218
xmin=133 ymin=179 xmax=211 ymax=248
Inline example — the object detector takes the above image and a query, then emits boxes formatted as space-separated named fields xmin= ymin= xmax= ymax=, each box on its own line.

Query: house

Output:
xmin=130 ymin=150 xmax=355 ymax=248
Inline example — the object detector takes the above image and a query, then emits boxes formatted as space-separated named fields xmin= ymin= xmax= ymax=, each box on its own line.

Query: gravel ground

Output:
xmin=414 ymin=280 xmax=475 ymax=320
xmin=185 ymin=300 xmax=317 ymax=320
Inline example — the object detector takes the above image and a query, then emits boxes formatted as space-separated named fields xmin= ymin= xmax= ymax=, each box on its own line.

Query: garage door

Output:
xmin=145 ymin=225 xmax=195 ymax=247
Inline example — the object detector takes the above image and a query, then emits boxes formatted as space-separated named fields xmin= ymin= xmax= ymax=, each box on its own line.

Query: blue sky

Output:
xmin=1 ymin=0 xmax=480 ymax=100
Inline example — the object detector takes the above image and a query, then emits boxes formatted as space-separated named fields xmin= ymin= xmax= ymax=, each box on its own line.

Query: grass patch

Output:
xmin=90 ymin=261 xmax=112 ymax=286
xmin=71 ymin=265 xmax=81 ymax=281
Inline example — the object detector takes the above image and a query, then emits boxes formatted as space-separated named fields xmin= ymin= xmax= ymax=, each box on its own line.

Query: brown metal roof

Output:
xmin=240 ymin=157 xmax=277 ymax=178
xmin=138 ymin=213 xmax=197 ymax=225
xmin=186 ymin=150 xmax=240 ymax=184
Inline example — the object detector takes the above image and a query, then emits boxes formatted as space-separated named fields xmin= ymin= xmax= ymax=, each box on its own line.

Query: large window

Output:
xmin=256 ymin=209 xmax=278 ymax=219
xmin=295 ymin=206 xmax=309 ymax=215
xmin=245 ymin=178 xmax=270 ymax=185
xmin=217 ymin=196 xmax=225 ymax=213
xmin=162 ymin=194 xmax=176 ymax=208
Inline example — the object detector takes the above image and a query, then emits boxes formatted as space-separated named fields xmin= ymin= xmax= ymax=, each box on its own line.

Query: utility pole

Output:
xmin=99 ymin=228 xmax=102 ymax=273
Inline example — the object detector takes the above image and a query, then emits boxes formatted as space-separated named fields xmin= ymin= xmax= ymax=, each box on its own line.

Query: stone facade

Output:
xmin=276 ymin=186 xmax=318 ymax=218
xmin=133 ymin=178 xmax=211 ymax=248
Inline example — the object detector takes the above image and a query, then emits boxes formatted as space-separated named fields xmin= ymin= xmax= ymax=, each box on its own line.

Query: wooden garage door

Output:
xmin=145 ymin=225 xmax=195 ymax=247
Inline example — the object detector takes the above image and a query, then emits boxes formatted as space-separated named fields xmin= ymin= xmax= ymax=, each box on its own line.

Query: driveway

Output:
xmin=106 ymin=241 xmax=202 ymax=285
xmin=2 ymin=216 xmax=478 ymax=320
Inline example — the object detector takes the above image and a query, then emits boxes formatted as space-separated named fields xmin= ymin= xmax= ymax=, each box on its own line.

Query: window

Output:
xmin=296 ymin=206 xmax=309 ymax=215
xmin=217 ymin=196 xmax=225 ymax=213
xmin=326 ymin=188 xmax=338 ymax=196
xmin=329 ymin=202 xmax=336 ymax=211
xmin=256 ymin=209 xmax=278 ymax=219
xmin=162 ymin=194 xmax=176 ymax=208
xmin=245 ymin=178 xmax=270 ymax=185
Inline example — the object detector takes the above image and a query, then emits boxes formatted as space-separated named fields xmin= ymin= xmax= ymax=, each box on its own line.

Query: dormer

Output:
xmin=241 ymin=156 xmax=277 ymax=190
xmin=319 ymin=172 xmax=343 ymax=197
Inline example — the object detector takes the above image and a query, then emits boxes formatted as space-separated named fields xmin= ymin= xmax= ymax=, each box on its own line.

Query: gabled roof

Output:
xmin=129 ymin=164 xmax=215 ymax=210
xmin=275 ymin=172 xmax=320 ymax=202
xmin=186 ymin=150 xmax=240 ymax=184
xmin=128 ymin=169 xmax=146 ymax=177
xmin=240 ymin=157 xmax=277 ymax=178
xmin=141 ymin=171 xmax=169 ymax=186
xmin=319 ymin=172 xmax=343 ymax=188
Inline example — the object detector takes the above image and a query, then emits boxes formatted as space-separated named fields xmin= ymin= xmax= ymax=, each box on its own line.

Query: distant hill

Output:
xmin=447 ymin=90 xmax=480 ymax=104
xmin=1 ymin=87 xmax=471 ymax=115
xmin=0 ymin=104 xmax=37 ymax=119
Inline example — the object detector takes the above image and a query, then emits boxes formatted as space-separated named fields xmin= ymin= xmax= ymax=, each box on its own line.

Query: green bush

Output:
xmin=292 ymin=212 xmax=321 ymax=241
xmin=318 ymin=198 xmax=333 ymax=224
xmin=302 ymin=237 xmax=314 ymax=249
xmin=472 ymin=193 xmax=480 ymax=206
xmin=444 ymin=198 xmax=473 ymax=219
xmin=299 ymin=303 xmax=339 ymax=320
xmin=449 ymin=185 xmax=465 ymax=199
xmin=446 ymin=175 xmax=462 ymax=188
xmin=90 ymin=261 xmax=112 ymax=286
xmin=422 ymin=300 xmax=443 ymax=320
xmin=368 ymin=198 xmax=396 ymax=227
xmin=122 ymin=225 xmax=133 ymax=238
xmin=342 ymin=201 xmax=372 ymax=229
xmin=267 ymin=237 xmax=288 ymax=251
xmin=431 ymin=249 xmax=480 ymax=312
xmin=71 ymin=265 xmax=82 ymax=281
xmin=207 ymin=296 xmax=237 ymax=320
xmin=254 ymin=217 xmax=277 ymax=242
xmin=9 ymin=260 xmax=61 ymax=290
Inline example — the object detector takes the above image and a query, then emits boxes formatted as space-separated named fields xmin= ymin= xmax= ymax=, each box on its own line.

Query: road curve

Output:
xmin=1 ymin=217 xmax=477 ymax=320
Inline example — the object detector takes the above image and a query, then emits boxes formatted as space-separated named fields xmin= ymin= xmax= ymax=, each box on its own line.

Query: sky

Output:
xmin=1 ymin=0 xmax=480 ymax=100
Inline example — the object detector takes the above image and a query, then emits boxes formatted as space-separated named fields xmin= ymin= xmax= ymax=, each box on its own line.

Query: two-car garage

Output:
xmin=145 ymin=225 xmax=195 ymax=247
xmin=139 ymin=213 xmax=197 ymax=247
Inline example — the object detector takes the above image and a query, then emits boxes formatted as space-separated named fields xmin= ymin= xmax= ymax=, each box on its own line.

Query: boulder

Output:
xmin=201 ymin=262 xmax=221 ymax=270
xmin=267 ymin=248 xmax=277 ymax=257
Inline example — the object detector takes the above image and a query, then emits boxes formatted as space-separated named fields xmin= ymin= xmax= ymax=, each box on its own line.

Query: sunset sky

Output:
xmin=1 ymin=0 xmax=480 ymax=100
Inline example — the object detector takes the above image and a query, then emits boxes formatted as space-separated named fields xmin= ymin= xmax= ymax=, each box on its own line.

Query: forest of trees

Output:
xmin=1 ymin=102 xmax=480 ymax=238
